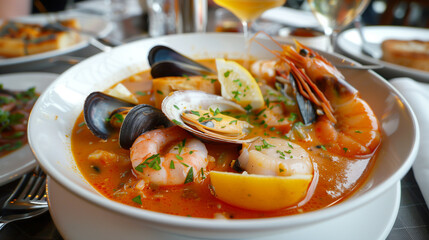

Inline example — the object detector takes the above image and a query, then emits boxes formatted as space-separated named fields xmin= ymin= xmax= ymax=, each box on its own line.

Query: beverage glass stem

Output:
xmin=242 ymin=20 xmax=252 ymax=67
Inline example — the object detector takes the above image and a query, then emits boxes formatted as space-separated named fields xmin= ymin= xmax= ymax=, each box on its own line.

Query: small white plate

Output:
xmin=0 ymin=11 xmax=112 ymax=67
xmin=337 ymin=26 xmax=429 ymax=82
xmin=0 ymin=72 xmax=58 ymax=185
xmin=47 ymin=176 xmax=399 ymax=240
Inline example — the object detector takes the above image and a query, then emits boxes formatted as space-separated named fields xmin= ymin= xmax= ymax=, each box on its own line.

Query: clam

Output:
xmin=161 ymin=90 xmax=258 ymax=144
xmin=148 ymin=45 xmax=215 ymax=78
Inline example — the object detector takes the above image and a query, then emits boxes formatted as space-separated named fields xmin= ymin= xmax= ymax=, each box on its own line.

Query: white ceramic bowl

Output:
xmin=28 ymin=33 xmax=419 ymax=239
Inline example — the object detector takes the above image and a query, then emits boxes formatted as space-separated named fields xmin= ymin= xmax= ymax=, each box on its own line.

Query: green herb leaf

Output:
xmin=172 ymin=119 xmax=182 ymax=125
xmin=132 ymin=195 xmax=142 ymax=205
xmin=184 ymin=167 xmax=194 ymax=184
xmin=169 ymin=160 xmax=175 ymax=169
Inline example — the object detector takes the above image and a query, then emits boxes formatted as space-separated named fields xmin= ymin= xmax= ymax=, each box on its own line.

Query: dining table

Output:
xmin=1 ymin=4 xmax=429 ymax=240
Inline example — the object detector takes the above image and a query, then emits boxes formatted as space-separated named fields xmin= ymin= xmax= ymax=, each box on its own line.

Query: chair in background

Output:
xmin=379 ymin=0 xmax=429 ymax=27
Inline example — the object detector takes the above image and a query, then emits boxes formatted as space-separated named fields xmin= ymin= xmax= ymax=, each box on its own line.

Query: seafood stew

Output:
xmin=70 ymin=40 xmax=381 ymax=219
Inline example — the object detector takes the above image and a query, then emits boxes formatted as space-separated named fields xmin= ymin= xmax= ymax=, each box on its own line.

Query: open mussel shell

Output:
xmin=84 ymin=92 xmax=134 ymax=140
xmin=148 ymin=45 xmax=215 ymax=78
xmin=148 ymin=45 xmax=214 ymax=72
xmin=150 ymin=60 xmax=214 ymax=79
xmin=119 ymin=104 xmax=173 ymax=149
xmin=276 ymin=75 xmax=317 ymax=125
xmin=161 ymin=90 xmax=258 ymax=144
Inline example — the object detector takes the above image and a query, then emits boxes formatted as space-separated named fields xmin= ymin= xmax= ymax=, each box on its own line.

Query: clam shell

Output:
xmin=161 ymin=90 xmax=258 ymax=144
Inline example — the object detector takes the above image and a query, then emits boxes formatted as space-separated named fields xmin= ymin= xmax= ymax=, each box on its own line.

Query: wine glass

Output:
xmin=213 ymin=0 xmax=286 ymax=55
xmin=307 ymin=0 xmax=370 ymax=52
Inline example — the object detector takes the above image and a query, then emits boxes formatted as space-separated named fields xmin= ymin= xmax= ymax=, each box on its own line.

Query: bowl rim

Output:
xmin=29 ymin=32 xmax=420 ymax=231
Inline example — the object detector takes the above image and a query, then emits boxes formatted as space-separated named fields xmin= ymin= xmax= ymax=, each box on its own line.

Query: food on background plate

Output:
xmin=0 ymin=85 xmax=38 ymax=157
xmin=71 ymin=38 xmax=381 ymax=219
xmin=381 ymin=39 xmax=429 ymax=72
xmin=0 ymin=19 xmax=80 ymax=58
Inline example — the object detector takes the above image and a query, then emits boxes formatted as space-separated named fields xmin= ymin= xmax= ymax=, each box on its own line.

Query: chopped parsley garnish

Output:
xmin=244 ymin=104 xmax=252 ymax=112
xmin=184 ymin=167 xmax=194 ymax=184
xmin=135 ymin=154 xmax=161 ymax=172
xmin=135 ymin=91 xmax=147 ymax=96
xmin=175 ymin=154 xmax=183 ymax=160
xmin=181 ymin=162 xmax=189 ymax=167
xmin=169 ymin=160 xmax=175 ymax=169
xmin=78 ymin=121 xmax=86 ymax=127
xmin=200 ymin=168 xmax=206 ymax=179
xmin=132 ymin=195 xmax=142 ymax=205
xmin=288 ymin=113 xmax=297 ymax=121
xmin=156 ymin=90 xmax=163 ymax=95
xmin=343 ymin=148 xmax=348 ymax=153
xmin=224 ymin=70 xmax=232 ymax=77
xmin=229 ymin=120 xmax=237 ymax=125
xmin=172 ymin=119 xmax=182 ymax=125
xmin=177 ymin=139 xmax=186 ymax=154
xmin=232 ymin=90 xmax=241 ymax=101
xmin=174 ymin=105 xmax=180 ymax=110
xmin=355 ymin=130 xmax=362 ymax=133
xmin=113 ymin=113 xmax=124 ymax=123
xmin=190 ymin=110 xmax=200 ymax=116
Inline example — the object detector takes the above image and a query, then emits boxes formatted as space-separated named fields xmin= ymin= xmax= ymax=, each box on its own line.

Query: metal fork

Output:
xmin=0 ymin=166 xmax=48 ymax=230
xmin=354 ymin=16 xmax=383 ymax=59
xmin=44 ymin=22 xmax=121 ymax=52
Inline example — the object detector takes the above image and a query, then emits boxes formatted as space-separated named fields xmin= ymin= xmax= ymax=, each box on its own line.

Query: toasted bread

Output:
xmin=0 ymin=19 xmax=80 ymax=58
xmin=381 ymin=39 xmax=429 ymax=72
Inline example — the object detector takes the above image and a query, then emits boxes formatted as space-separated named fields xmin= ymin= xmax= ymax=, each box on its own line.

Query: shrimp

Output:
xmin=251 ymin=32 xmax=381 ymax=158
xmin=130 ymin=126 xmax=208 ymax=188
xmin=238 ymin=138 xmax=313 ymax=176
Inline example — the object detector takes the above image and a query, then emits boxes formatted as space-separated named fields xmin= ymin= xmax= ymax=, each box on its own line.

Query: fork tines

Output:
xmin=3 ymin=166 xmax=47 ymax=210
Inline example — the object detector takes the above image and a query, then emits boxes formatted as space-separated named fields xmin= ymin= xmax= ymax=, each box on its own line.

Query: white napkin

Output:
xmin=260 ymin=7 xmax=320 ymax=28
xmin=390 ymin=77 xmax=429 ymax=207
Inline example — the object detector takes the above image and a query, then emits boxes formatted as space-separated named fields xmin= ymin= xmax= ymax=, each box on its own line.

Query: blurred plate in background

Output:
xmin=0 ymin=72 xmax=57 ymax=185
xmin=337 ymin=26 xmax=429 ymax=82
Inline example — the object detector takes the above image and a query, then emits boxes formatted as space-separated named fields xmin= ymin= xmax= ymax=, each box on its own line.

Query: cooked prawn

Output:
xmin=130 ymin=126 xmax=208 ymax=188
xmin=250 ymin=32 xmax=381 ymax=158
xmin=238 ymin=138 xmax=313 ymax=176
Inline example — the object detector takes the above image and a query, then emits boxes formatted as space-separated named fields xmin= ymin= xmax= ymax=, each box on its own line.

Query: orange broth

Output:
xmin=71 ymin=59 xmax=378 ymax=219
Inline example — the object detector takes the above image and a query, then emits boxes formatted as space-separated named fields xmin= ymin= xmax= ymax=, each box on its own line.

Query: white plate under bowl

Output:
xmin=0 ymin=72 xmax=57 ymax=185
xmin=0 ymin=11 xmax=113 ymax=68
xmin=47 ymin=177 xmax=400 ymax=240
xmin=28 ymin=33 xmax=419 ymax=239
xmin=337 ymin=26 xmax=429 ymax=82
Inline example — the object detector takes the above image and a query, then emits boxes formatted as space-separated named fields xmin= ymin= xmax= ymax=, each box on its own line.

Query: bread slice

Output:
xmin=0 ymin=19 xmax=80 ymax=58
xmin=381 ymin=39 xmax=429 ymax=72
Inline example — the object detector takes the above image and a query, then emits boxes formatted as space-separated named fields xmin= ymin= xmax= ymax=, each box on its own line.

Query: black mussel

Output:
xmin=148 ymin=45 xmax=215 ymax=78
xmin=148 ymin=45 xmax=214 ymax=71
xmin=119 ymin=104 xmax=173 ymax=149
xmin=84 ymin=92 xmax=134 ymax=140
xmin=150 ymin=60 xmax=215 ymax=78
xmin=276 ymin=75 xmax=317 ymax=125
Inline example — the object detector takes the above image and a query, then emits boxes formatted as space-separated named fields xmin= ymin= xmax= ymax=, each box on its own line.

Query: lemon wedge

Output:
xmin=210 ymin=171 xmax=312 ymax=211
xmin=216 ymin=58 xmax=264 ymax=111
